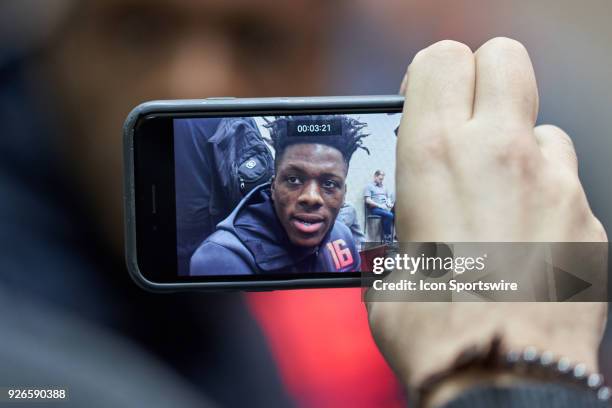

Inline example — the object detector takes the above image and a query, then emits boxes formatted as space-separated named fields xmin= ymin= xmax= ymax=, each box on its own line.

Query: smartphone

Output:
xmin=124 ymin=95 xmax=404 ymax=291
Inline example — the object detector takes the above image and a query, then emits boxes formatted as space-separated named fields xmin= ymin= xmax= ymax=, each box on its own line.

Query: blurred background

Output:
xmin=1 ymin=0 xmax=611 ymax=407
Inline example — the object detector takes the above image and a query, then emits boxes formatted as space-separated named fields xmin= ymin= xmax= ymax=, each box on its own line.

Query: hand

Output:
xmin=367 ymin=38 xmax=607 ymax=407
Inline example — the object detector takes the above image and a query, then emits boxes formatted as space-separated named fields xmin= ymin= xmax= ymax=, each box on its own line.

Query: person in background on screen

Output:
xmin=364 ymin=170 xmax=395 ymax=242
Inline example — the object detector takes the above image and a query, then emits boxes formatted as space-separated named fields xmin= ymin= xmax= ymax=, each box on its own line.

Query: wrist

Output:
xmin=423 ymin=370 xmax=528 ymax=408
xmin=402 ymin=304 xmax=603 ymax=393
xmin=415 ymin=339 xmax=608 ymax=408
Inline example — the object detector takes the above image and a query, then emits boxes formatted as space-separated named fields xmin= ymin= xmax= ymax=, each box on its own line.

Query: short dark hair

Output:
xmin=374 ymin=170 xmax=384 ymax=177
xmin=264 ymin=115 xmax=370 ymax=171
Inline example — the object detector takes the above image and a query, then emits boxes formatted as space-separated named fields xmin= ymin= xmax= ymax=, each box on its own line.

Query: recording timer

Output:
xmin=297 ymin=123 xmax=332 ymax=133
xmin=288 ymin=119 xmax=342 ymax=137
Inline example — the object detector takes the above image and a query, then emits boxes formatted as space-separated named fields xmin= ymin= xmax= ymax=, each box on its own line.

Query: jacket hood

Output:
xmin=216 ymin=183 xmax=332 ymax=272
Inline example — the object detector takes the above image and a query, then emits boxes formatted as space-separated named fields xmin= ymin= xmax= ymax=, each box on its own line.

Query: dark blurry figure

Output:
xmin=0 ymin=286 xmax=211 ymax=408
xmin=0 ymin=0 xmax=333 ymax=406
xmin=40 ymin=0 xmax=330 ymax=256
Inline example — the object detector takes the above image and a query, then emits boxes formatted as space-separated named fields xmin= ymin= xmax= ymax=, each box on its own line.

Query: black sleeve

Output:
xmin=440 ymin=383 xmax=607 ymax=408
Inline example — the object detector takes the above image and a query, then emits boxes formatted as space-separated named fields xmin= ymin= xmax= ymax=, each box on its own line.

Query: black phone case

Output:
xmin=123 ymin=95 xmax=404 ymax=292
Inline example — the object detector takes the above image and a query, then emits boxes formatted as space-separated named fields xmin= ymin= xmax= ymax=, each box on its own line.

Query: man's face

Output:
xmin=40 ymin=0 xmax=330 ymax=255
xmin=375 ymin=173 xmax=385 ymax=185
xmin=271 ymin=144 xmax=347 ymax=248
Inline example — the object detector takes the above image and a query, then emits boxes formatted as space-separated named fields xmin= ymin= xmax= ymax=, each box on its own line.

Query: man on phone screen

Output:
xmin=364 ymin=170 xmax=395 ymax=242
xmin=190 ymin=115 xmax=369 ymax=275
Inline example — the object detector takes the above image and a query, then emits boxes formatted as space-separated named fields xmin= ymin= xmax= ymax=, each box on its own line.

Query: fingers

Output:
xmin=473 ymin=37 xmax=539 ymax=128
xmin=401 ymin=40 xmax=475 ymax=125
xmin=534 ymin=124 xmax=578 ymax=173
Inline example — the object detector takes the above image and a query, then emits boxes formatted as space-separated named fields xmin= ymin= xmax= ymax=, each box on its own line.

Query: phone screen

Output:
xmin=172 ymin=113 xmax=400 ymax=278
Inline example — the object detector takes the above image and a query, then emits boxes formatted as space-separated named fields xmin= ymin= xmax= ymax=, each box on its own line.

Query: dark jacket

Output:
xmin=190 ymin=183 xmax=361 ymax=275
xmin=174 ymin=118 xmax=273 ymax=276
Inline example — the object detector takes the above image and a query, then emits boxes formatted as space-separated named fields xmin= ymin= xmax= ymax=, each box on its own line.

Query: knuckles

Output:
xmin=492 ymin=136 xmax=541 ymax=178
xmin=539 ymin=124 xmax=574 ymax=147
xmin=419 ymin=132 xmax=451 ymax=162
xmin=399 ymin=123 xmax=453 ymax=169
xmin=478 ymin=37 xmax=529 ymax=57
xmin=538 ymin=166 xmax=590 ymax=216
xmin=427 ymin=39 xmax=472 ymax=56
xmin=410 ymin=40 xmax=472 ymax=68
